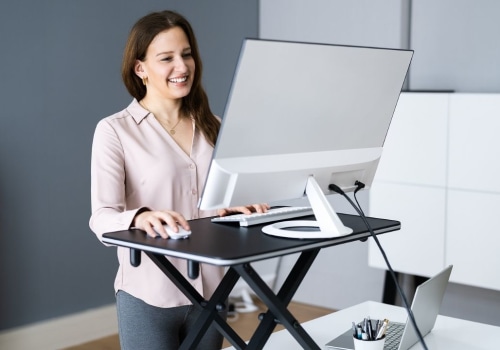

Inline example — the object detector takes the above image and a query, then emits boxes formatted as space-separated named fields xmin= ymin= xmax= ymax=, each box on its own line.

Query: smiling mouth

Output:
xmin=168 ymin=76 xmax=188 ymax=83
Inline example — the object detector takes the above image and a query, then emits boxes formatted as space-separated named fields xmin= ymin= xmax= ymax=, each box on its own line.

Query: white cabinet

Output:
xmin=447 ymin=190 xmax=500 ymax=290
xmin=448 ymin=94 xmax=500 ymax=193
xmin=369 ymin=92 xmax=500 ymax=291
xmin=369 ymin=183 xmax=446 ymax=277
xmin=373 ymin=93 xmax=449 ymax=187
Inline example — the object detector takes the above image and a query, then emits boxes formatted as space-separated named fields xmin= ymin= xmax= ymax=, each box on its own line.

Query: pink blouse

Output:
xmin=89 ymin=99 xmax=223 ymax=308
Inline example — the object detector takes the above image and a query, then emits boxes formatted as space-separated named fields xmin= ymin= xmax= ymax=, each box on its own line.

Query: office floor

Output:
xmin=64 ymin=298 xmax=335 ymax=349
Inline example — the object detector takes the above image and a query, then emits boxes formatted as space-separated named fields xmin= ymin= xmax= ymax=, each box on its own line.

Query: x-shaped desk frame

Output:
xmin=102 ymin=214 xmax=400 ymax=349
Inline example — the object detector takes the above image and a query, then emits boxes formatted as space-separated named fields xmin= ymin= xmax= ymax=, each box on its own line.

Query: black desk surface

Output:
xmin=102 ymin=214 xmax=400 ymax=266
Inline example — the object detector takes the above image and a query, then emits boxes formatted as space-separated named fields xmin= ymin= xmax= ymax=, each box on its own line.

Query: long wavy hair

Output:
xmin=121 ymin=10 xmax=220 ymax=146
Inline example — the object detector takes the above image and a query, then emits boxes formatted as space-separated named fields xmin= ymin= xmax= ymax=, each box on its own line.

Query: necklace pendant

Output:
xmin=170 ymin=129 xmax=176 ymax=135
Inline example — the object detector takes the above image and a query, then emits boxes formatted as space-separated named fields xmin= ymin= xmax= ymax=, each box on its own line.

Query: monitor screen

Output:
xmin=199 ymin=39 xmax=412 ymax=238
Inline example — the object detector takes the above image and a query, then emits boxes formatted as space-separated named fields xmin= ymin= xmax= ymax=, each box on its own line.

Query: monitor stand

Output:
xmin=262 ymin=176 xmax=353 ymax=239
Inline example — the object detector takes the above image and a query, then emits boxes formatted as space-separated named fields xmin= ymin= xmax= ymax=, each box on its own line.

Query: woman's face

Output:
xmin=136 ymin=26 xmax=195 ymax=101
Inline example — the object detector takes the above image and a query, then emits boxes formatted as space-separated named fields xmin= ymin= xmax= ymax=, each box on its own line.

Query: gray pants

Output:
xmin=116 ymin=290 xmax=225 ymax=350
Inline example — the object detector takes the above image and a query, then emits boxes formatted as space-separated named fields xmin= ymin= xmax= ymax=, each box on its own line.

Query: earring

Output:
xmin=142 ymin=76 xmax=148 ymax=86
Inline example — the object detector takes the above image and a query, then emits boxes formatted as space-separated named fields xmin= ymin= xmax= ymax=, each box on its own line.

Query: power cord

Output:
xmin=328 ymin=181 xmax=428 ymax=350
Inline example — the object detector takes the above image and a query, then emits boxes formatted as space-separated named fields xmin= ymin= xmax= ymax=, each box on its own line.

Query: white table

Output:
xmin=225 ymin=301 xmax=500 ymax=349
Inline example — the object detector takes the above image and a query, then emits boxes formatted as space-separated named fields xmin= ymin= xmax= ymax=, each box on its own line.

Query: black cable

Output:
xmin=353 ymin=181 xmax=365 ymax=214
xmin=329 ymin=182 xmax=428 ymax=350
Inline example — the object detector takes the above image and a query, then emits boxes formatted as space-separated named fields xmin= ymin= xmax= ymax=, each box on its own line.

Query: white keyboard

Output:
xmin=211 ymin=206 xmax=314 ymax=227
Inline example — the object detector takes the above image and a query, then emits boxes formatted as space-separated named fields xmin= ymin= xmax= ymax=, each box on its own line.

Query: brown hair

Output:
xmin=121 ymin=10 xmax=220 ymax=146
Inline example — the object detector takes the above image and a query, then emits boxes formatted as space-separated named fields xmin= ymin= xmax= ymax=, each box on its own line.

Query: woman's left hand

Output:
xmin=217 ymin=203 xmax=270 ymax=217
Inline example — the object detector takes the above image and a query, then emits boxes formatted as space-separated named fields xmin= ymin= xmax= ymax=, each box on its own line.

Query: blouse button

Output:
xmin=191 ymin=189 xmax=197 ymax=195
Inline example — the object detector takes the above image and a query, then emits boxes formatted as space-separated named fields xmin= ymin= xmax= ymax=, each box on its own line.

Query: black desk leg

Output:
xmin=145 ymin=253 xmax=247 ymax=349
xmin=145 ymin=250 xmax=321 ymax=349
xmin=182 ymin=267 xmax=247 ymax=350
xmin=238 ymin=249 xmax=321 ymax=350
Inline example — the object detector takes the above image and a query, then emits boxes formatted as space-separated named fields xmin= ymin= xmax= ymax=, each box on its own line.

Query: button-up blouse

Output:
xmin=89 ymin=99 xmax=223 ymax=308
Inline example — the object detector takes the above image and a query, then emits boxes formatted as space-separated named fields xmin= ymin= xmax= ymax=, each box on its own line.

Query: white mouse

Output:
xmin=154 ymin=224 xmax=191 ymax=240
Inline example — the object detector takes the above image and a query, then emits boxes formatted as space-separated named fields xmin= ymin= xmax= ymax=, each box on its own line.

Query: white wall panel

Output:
xmin=448 ymin=94 xmax=500 ymax=193
xmin=376 ymin=93 xmax=449 ymax=187
xmin=368 ymin=183 xmax=446 ymax=276
xmin=447 ymin=190 xmax=500 ymax=290
xmin=371 ymin=93 xmax=500 ymax=292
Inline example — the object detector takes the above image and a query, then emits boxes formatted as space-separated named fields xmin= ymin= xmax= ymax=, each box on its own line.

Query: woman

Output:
xmin=90 ymin=10 xmax=268 ymax=349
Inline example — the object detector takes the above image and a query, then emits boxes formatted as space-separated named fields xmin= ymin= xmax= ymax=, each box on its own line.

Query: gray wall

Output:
xmin=410 ymin=0 xmax=500 ymax=92
xmin=260 ymin=0 xmax=410 ymax=48
xmin=0 ymin=0 xmax=258 ymax=331
xmin=261 ymin=0 xmax=500 ymax=93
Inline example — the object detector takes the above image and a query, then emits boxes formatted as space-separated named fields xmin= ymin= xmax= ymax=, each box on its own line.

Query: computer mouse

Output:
xmin=154 ymin=224 xmax=192 ymax=240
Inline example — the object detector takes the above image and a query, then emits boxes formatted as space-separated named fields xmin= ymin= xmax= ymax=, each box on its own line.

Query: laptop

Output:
xmin=325 ymin=265 xmax=453 ymax=350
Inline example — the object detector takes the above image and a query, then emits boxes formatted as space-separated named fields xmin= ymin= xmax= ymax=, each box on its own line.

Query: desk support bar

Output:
xmin=145 ymin=252 xmax=247 ymax=349
xmin=183 ymin=267 xmax=247 ymax=350
xmin=238 ymin=248 xmax=321 ymax=350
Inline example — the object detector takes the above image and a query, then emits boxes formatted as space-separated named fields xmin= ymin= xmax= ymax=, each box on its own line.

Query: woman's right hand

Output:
xmin=133 ymin=210 xmax=190 ymax=239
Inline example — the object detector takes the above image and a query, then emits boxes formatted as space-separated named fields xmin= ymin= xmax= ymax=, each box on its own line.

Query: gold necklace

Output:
xmin=166 ymin=118 xmax=182 ymax=135
xmin=140 ymin=100 xmax=183 ymax=135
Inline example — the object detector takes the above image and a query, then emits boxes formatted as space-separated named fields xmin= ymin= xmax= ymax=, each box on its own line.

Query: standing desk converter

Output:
xmin=102 ymin=213 xmax=400 ymax=350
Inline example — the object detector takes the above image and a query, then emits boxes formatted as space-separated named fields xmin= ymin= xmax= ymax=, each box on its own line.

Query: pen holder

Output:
xmin=353 ymin=335 xmax=385 ymax=350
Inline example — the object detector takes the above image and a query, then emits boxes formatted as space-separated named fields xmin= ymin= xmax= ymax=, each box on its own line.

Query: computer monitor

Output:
xmin=199 ymin=39 xmax=412 ymax=239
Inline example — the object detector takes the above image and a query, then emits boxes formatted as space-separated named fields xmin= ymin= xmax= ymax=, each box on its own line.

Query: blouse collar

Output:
xmin=127 ymin=99 xmax=150 ymax=124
